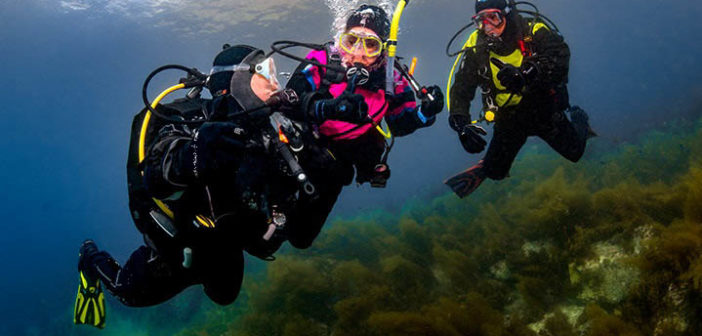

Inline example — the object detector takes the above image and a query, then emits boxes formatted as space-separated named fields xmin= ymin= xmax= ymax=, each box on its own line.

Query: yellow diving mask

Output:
xmin=339 ymin=32 xmax=384 ymax=57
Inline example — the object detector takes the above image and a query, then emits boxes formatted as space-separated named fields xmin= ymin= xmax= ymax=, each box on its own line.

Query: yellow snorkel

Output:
xmin=385 ymin=0 xmax=409 ymax=96
xmin=377 ymin=0 xmax=410 ymax=139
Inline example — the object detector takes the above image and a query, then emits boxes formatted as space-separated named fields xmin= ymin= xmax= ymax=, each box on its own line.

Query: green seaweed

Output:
xmin=578 ymin=304 xmax=642 ymax=336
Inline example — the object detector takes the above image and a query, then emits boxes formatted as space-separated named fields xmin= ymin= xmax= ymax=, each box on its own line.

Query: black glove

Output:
xmin=520 ymin=60 xmax=539 ymax=84
xmin=496 ymin=64 xmax=525 ymax=93
xmin=188 ymin=122 xmax=248 ymax=182
xmin=419 ymin=85 xmax=444 ymax=118
xmin=449 ymin=114 xmax=487 ymax=154
xmin=494 ymin=59 xmax=540 ymax=93
xmin=312 ymin=91 xmax=370 ymax=124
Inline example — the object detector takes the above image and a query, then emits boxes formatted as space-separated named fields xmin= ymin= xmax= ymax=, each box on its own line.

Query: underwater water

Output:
xmin=0 ymin=0 xmax=701 ymax=335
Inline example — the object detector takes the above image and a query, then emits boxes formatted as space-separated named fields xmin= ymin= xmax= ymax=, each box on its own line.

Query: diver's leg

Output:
xmin=80 ymin=241 xmax=195 ymax=307
xmin=286 ymin=180 xmax=344 ymax=249
xmin=481 ymin=119 xmax=528 ymax=180
xmin=201 ymin=249 xmax=244 ymax=306
xmin=537 ymin=106 xmax=591 ymax=163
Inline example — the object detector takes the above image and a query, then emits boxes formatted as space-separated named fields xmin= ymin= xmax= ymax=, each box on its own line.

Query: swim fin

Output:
xmin=74 ymin=270 xmax=106 ymax=329
xmin=74 ymin=240 xmax=106 ymax=329
xmin=444 ymin=161 xmax=486 ymax=198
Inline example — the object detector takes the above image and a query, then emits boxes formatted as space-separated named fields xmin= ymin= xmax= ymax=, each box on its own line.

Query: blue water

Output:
xmin=0 ymin=0 xmax=700 ymax=334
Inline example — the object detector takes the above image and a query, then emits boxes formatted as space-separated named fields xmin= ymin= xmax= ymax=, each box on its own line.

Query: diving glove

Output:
xmin=419 ymin=85 xmax=445 ymax=117
xmin=493 ymin=59 xmax=539 ymax=93
xmin=449 ymin=114 xmax=487 ymax=154
xmin=312 ymin=91 xmax=370 ymax=124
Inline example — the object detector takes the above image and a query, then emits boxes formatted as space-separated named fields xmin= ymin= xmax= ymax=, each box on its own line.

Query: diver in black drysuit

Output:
xmin=77 ymin=45 xmax=344 ymax=307
xmin=446 ymin=0 xmax=594 ymax=198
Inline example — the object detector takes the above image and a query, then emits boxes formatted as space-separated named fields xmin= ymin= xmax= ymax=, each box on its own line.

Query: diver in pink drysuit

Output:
xmin=283 ymin=4 xmax=445 ymax=247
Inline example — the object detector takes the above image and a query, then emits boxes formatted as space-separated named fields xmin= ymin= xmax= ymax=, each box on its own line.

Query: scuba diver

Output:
xmin=444 ymin=0 xmax=595 ymax=198
xmin=75 ymin=44 xmax=333 ymax=328
xmin=280 ymin=4 xmax=444 ymax=239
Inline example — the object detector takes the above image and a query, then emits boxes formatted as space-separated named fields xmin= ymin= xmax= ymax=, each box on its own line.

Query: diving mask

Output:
xmin=253 ymin=57 xmax=281 ymax=89
xmin=210 ymin=56 xmax=280 ymax=89
xmin=339 ymin=32 xmax=384 ymax=57
xmin=472 ymin=9 xmax=504 ymax=30
xmin=228 ymin=49 xmax=282 ymax=111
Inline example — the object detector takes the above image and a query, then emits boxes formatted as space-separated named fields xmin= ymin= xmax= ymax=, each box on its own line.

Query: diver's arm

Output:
xmin=285 ymin=62 xmax=332 ymax=122
xmin=450 ymin=51 xmax=480 ymax=120
xmin=449 ymin=53 xmax=487 ymax=154
xmin=529 ymin=27 xmax=570 ymax=88
xmin=386 ymin=82 xmax=442 ymax=137
xmin=386 ymin=106 xmax=434 ymax=137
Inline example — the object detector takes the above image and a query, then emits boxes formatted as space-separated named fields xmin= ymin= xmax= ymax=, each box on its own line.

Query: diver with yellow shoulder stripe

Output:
xmin=445 ymin=0 xmax=595 ymax=198
xmin=75 ymin=44 xmax=341 ymax=327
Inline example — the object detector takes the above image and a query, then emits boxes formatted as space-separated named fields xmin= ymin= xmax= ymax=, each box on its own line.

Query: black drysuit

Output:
xmin=450 ymin=13 xmax=590 ymax=180
xmin=85 ymin=95 xmax=336 ymax=307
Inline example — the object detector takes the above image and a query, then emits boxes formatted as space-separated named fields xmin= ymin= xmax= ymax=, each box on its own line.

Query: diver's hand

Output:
xmin=315 ymin=91 xmax=370 ymax=124
xmin=496 ymin=63 xmax=526 ymax=93
xmin=419 ymin=85 xmax=444 ymax=117
xmin=459 ymin=124 xmax=488 ymax=153
xmin=449 ymin=114 xmax=487 ymax=154
xmin=520 ymin=60 xmax=539 ymax=85
xmin=190 ymin=122 xmax=247 ymax=182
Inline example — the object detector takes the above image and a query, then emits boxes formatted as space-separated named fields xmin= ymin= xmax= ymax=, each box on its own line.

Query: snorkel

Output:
xmin=385 ymin=0 xmax=409 ymax=96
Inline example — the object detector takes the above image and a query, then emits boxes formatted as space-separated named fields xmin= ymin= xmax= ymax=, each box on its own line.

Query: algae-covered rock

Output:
xmin=573 ymin=242 xmax=640 ymax=305
xmin=527 ymin=306 xmax=583 ymax=336
xmin=490 ymin=260 xmax=511 ymax=280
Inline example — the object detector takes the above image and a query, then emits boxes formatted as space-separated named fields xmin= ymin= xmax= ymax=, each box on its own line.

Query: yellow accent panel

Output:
xmin=466 ymin=30 xmax=479 ymax=48
xmin=532 ymin=22 xmax=549 ymax=35
xmin=446 ymin=30 xmax=479 ymax=111
xmin=496 ymin=92 xmax=522 ymax=107
xmin=489 ymin=49 xmax=524 ymax=108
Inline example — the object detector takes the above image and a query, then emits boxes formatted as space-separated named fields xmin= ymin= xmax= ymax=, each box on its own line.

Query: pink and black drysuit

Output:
xmin=282 ymin=46 xmax=438 ymax=246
